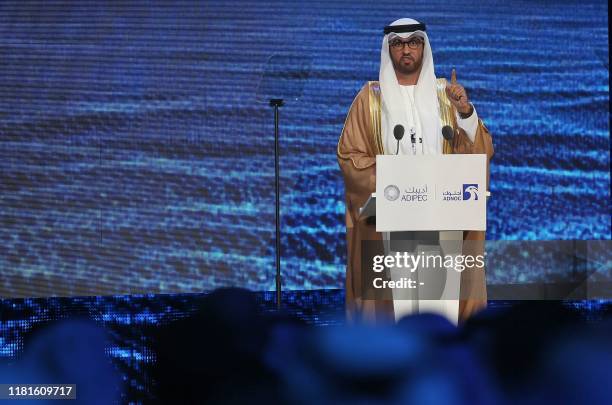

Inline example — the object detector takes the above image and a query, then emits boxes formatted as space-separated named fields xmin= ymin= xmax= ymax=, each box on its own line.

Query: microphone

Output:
xmin=393 ymin=124 xmax=404 ymax=155
xmin=442 ymin=125 xmax=454 ymax=141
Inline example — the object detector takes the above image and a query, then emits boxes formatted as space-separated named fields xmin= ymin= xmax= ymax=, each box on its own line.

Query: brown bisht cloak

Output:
xmin=337 ymin=81 xmax=494 ymax=324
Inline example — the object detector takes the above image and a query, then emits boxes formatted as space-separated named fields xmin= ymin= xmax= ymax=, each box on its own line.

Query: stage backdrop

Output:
xmin=0 ymin=0 xmax=609 ymax=297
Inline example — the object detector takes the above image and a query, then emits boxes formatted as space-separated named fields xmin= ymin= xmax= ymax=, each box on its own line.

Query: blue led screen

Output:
xmin=0 ymin=0 xmax=609 ymax=297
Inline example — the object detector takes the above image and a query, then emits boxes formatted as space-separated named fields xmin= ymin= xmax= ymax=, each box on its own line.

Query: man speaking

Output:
xmin=337 ymin=18 xmax=494 ymax=324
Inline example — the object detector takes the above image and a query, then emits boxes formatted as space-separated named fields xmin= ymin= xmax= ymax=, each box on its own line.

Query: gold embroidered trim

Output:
xmin=367 ymin=79 xmax=457 ymax=155
xmin=367 ymin=81 xmax=384 ymax=155
xmin=436 ymin=77 xmax=457 ymax=154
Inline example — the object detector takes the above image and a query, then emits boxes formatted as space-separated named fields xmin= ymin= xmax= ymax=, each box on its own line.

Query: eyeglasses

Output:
xmin=389 ymin=38 xmax=424 ymax=50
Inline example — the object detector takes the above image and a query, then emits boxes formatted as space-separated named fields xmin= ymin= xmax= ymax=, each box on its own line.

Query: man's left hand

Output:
xmin=446 ymin=69 xmax=472 ymax=115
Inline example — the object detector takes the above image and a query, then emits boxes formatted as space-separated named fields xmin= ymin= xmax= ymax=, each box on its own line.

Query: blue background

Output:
xmin=1 ymin=0 xmax=608 ymax=296
xmin=0 ymin=1 xmax=609 ymax=401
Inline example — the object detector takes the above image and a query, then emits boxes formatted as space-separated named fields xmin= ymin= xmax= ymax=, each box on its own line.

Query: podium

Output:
xmin=360 ymin=154 xmax=488 ymax=324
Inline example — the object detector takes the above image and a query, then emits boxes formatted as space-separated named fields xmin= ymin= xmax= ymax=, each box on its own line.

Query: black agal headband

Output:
xmin=383 ymin=23 xmax=426 ymax=35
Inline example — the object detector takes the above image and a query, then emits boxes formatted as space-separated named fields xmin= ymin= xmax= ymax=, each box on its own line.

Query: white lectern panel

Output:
xmin=376 ymin=154 xmax=486 ymax=232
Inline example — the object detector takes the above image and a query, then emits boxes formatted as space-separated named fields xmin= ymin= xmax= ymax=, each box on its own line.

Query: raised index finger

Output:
xmin=451 ymin=68 xmax=457 ymax=85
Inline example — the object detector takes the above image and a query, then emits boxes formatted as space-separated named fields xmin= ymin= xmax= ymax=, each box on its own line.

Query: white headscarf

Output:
xmin=380 ymin=18 xmax=442 ymax=155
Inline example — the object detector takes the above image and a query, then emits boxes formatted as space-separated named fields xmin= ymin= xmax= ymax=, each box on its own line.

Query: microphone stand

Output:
xmin=270 ymin=98 xmax=283 ymax=309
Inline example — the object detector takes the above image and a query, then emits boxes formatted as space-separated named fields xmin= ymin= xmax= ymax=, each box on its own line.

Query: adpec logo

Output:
xmin=462 ymin=184 xmax=479 ymax=200
xmin=384 ymin=185 xmax=400 ymax=201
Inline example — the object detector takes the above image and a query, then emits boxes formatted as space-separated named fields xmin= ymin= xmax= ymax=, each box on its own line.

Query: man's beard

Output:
xmin=392 ymin=55 xmax=423 ymax=75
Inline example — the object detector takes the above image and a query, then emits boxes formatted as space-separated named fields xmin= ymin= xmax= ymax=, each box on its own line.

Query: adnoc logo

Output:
xmin=384 ymin=185 xmax=400 ymax=201
xmin=462 ymin=184 xmax=479 ymax=200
